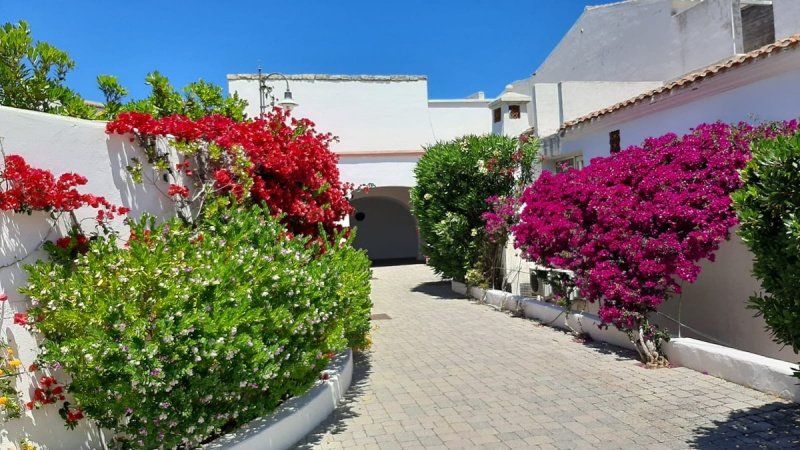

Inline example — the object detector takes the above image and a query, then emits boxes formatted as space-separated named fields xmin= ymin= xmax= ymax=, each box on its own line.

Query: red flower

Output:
xmin=40 ymin=376 xmax=56 ymax=387
xmin=28 ymin=363 xmax=38 ymax=372
xmin=0 ymin=293 xmax=7 ymax=301
xmin=66 ymin=409 xmax=84 ymax=422
xmin=13 ymin=313 xmax=28 ymax=326
xmin=167 ymin=184 xmax=190 ymax=199
xmin=55 ymin=237 xmax=72 ymax=249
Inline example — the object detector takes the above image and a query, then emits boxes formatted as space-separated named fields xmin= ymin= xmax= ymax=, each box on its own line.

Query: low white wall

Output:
xmin=0 ymin=106 xmax=173 ymax=449
xmin=206 ymin=349 xmax=354 ymax=450
xmin=464 ymin=286 xmax=800 ymax=402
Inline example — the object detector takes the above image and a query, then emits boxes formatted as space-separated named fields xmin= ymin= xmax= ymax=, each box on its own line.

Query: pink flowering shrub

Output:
xmin=513 ymin=121 xmax=798 ymax=362
xmin=483 ymin=195 xmax=521 ymax=244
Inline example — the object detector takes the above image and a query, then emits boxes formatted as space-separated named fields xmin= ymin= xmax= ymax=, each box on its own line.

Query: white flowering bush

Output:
xmin=20 ymin=198 xmax=372 ymax=449
xmin=411 ymin=134 xmax=537 ymax=282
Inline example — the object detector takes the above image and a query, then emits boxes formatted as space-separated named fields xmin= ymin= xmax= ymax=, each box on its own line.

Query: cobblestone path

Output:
xmin=296 ymin=263 xmax=800 ymax=449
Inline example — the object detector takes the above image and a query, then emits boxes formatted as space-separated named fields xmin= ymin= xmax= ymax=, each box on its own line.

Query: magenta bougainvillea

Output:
xmin=512 ymin=121 xmax=798 ymax=357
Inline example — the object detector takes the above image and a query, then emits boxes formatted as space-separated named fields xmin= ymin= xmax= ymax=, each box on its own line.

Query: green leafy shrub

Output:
xmin=0 ymin=21 xmax=96 ymax=119
xmin=97 ymin=71 xmax=247 ymax=121
xmin=21 ymin=198 xmax=371 ymax=448
xmin=411 ymin=134 xmax=537 ymax=282
xmin=733 ymin=130 xmax=800 ymax=375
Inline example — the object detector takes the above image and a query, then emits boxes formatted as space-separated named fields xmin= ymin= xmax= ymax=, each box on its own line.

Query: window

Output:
xmin=493 ymin=108 xmax=501 ymax=123
xmin=609 ymin=130 xmax=621 ymax=154
xmin=509 ymin=105 xmax=521 ymax=119
xmin=555 ymin=155 xmax=584 ymax=174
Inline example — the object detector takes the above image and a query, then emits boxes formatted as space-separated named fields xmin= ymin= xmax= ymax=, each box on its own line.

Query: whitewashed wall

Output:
xmin=558 ymin=81 xmax=663 ymax=122
xmin=0 ymin=106 xmax=174 ymax=449
xmin=427 ymin=100 xmax=492 ymax=142
xmin=228 ymin=75 xmax=436 ymax=153
xmin=337 ymin=155 xmax=419 ymax=188
xmin=530 ymin=81 xmax=662 ymax=138
xmin=532 ymin=0 xmax=738 ymax=83
xmin=773 ymin=0 xmax=800 ymax=39
xmin=547 ymin=47 xmax=800 ymax=362
xmin=561 ymin=51 xmax=800 ymax=163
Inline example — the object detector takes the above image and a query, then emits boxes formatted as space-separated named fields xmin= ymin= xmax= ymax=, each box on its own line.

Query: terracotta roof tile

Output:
xmin=560 ymin=34 xmax=800 ymax=132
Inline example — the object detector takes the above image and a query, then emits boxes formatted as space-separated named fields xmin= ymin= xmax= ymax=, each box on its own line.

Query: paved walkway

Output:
xmin=297 ymin=263 xmax=800 ymax=449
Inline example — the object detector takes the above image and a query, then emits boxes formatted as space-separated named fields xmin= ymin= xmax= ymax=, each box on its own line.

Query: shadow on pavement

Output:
xmin=370 ymin=258 xmax=423 ymax=267
xmin=411 ymin=280 xmax=462 ymax=299
xmin=293 ymin=351 xmax=374 ymax=449
xmin=579 ymin=339 xmax=641 ymax=362
xmin=688 ymin=401 xmax=800 ymax=449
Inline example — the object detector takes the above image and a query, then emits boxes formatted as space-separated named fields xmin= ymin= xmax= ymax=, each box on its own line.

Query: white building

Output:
xmin=228 ymin=74 xmax=493 ymax=261
xmin=510 ymin=0 xmax=800 ymax=162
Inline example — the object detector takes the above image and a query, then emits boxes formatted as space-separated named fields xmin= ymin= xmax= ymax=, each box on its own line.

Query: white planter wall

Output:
xmin=0 ymin=106 xmax=174 ymax=449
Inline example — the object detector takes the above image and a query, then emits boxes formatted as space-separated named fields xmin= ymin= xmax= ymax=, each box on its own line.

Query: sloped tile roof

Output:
xmin=560 ymin=34 xmax=800 ymax=132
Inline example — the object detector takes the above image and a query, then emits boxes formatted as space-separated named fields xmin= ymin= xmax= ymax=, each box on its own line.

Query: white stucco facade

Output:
xmin=558 ymin=45 xmax=800 ymax=163
xmin=427 ymin=98 xmax=492 ymax=142
xmin=773 ymin=0 xmax=800 ymax=39
xmin=228 ymin=74 xmax=498 ymax=260
xmin=531 ymin=0 xmax=798 ymax=84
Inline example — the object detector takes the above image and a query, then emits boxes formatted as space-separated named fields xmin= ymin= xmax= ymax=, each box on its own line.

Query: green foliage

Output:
xmin=96 ymin=75 xmax=128 ymax=118
xmin=733 ymin=131 xmax=800 ymax=375
xmin=411 ymin=134 xmax=538 ymax=281
xmin=100 ymin=71 xmax=248 ymax=121
xmin=0 ymin=21 xmax=96 ymax=119
xmin=22 ymin=198 xmax=372 ymax=448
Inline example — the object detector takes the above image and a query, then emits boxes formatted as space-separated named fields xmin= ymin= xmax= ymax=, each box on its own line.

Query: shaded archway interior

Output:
xmin=349 ymin=186 xmax=421 ymax=262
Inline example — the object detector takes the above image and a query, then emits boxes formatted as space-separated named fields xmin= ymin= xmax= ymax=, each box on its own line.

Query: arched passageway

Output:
xmin=350 ymin=187 xmax=419 ymax=261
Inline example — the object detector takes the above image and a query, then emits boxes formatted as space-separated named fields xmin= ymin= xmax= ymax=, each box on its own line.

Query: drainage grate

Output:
xmin=370 ymin=313 xmax=392 ymax=320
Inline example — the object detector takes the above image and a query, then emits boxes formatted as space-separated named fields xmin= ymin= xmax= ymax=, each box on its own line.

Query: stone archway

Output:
xmin=350 ymin=187 xmax=419 ymax=261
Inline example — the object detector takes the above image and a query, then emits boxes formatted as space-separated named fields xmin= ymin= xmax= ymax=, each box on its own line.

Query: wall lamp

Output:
xmin=257 ymin=66 xmax=299 ymax=115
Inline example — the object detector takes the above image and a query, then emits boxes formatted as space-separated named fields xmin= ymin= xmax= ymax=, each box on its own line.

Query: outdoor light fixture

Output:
xmin=258 ymin=67 xmax=298 ymax=115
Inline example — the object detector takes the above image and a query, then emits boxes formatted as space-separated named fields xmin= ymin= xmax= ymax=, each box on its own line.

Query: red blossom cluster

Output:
xmin=0 ymin=154 xmax=129 ymax=221
xmin=26 ymin=376 xmax=65 ymax=410
xmin=106 ymin=108 xmax=353 ymax=236
xmin=513 ymin=121 xmax=799 ymax=333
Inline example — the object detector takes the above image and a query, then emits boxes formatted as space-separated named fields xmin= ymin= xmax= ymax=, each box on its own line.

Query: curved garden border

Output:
xmin=204 ymin=348 xmax=354 ymax=450
xmin=455 ymin=281 xmax=800 ymax=402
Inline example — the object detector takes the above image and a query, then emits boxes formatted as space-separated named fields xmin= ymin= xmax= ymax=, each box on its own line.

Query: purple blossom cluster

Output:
xmin=482 ymin=195 xmax=520 ymax=243
xmin=512 ymin=121 xmax=799 ymax=332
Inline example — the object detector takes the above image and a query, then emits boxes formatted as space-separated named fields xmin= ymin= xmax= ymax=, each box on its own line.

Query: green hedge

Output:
xmin=733 ymin=131 xmax=800 ymax=376
xmin=411 ymin=134 xmax=536 ymax=281
xmin=22 ymin=199 xmax=371 ymax=448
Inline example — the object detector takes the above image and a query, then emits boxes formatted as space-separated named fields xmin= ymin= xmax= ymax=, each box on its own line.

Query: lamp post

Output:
xmin=257 ymin=67 xmax=299 ymax=115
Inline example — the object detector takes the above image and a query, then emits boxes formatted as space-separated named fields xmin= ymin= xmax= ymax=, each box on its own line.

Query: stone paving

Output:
xmin=296 ymin=263 xmax=800 ymax=449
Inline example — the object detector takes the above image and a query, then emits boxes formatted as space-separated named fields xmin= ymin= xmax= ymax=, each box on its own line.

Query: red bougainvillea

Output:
xmin=512 ymin=121 xmax=798 ymax=350
xmin=0 ymin=154 xmax=129 ymax=220
xmin=106 ymin=108 xmax=353 ymax=237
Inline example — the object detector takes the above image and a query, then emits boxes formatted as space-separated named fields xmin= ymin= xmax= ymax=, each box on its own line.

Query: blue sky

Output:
xmin=1 ymin=1 xmax=591 ymax=102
